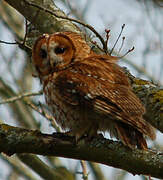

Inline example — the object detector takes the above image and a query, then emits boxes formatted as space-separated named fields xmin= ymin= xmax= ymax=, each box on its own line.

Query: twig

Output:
xmin=118 ymin=36 xmax=125 ymax=54
xmin=0 ymin=91 xmax=42 ymax=105
xmin=25 ymin=100 xmax=60 ymax=130
xmin=110 ymin=24 xmax=125 ymax=55
xmin=104 ymin=29 xmax=110 ymax=50
xmin=0 ymin=40 xmax=17 ymax=45
xmin=118 ymin=46 xmax=135 ymax=59
xmin=80 ymin=160 xmax=89 ymax=180
xmin=91 ymin=40 xmax=105 ymax=52
xmin=22 ymin=0 xmax=108 ymax=53
xmin=0 ymin=39 xmax=32 ymax=55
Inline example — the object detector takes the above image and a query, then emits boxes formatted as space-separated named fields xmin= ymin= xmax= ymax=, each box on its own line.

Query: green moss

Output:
xmin=133 ymin=85 xmax=143 ymax=92
xmin=153 ymin=90 xmax=163 ymax=104
xmin=0 ymin=124 xmax=14 ymax=132
xmin=133 ymin=79 xmax=150 ymax=85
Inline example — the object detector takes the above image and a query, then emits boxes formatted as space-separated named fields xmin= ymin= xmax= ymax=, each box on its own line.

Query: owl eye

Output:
xmin=40 ymin=49 xmax=47 ymax=59
xmin=54 ymin=47 xmax=66 ymax=54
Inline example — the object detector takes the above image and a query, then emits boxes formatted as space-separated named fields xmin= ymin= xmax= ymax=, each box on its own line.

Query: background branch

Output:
xmin=3 ymin=0 xmax=81 ymax=35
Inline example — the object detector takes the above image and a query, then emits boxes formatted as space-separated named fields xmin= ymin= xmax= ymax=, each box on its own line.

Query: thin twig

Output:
xmin=25 ymin=101 xmax=60 ymax=130
xmin=80 ymin=160 xmax=89 ymax=180
xmin=0 ymin=91 xmax=42 ymax=105
xmin=118 ymin=36 xmax=125 ymax=54
xmin=104 ymin=29 xmax=110 ymax=50
xmin=0 ymin=39 xmax=32 ymax=55
xmin=118 ymin=46 xmax=135 ymax=59
xmin=16 ymin=18 xmax=33 ymax=55
xmin=22 ymin=0 xmax=108 ymax=53
xmin=91 ymin=40 xmax=105 ymax=52
xmin=0 ymin=40 xmax=17 ymax=45
xmin=110 ymin=24 xmax=125 ymax=55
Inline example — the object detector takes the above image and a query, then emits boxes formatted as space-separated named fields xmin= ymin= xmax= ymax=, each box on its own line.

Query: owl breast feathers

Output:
xmin=32 ymin=31 xmax=155 ymax=149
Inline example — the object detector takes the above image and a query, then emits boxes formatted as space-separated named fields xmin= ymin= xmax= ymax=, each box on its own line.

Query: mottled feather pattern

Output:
xmin=32 ymin=31 xmax=155 ymax=149
xmin=53 ymin=58 xmax=155 ymax=140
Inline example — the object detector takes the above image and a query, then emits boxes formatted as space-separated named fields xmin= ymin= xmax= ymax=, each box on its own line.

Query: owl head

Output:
xmin=47 ymin=33 xmax=76 ymax=71
xmin=32 ymin=32 xmax=92 ymax=79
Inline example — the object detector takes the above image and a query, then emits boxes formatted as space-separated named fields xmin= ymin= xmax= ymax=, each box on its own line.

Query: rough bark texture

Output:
xmin=3 ymin=0 xmax=80 ymax=34
xmin=0 ymin=124 xmax=163 ymax=179
xmin=125 ymin=71 xmax=163 ymax=133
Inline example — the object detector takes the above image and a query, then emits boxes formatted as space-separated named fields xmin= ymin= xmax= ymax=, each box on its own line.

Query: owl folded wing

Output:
xmin=54 ymin=58 xmax=155 ymax=140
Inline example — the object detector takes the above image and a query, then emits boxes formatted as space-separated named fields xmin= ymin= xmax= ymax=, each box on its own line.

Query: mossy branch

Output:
xmin=0 ymin=123 xmax=163 ymax=179
xmin=124 ymin=70 xmax=163 ymax=133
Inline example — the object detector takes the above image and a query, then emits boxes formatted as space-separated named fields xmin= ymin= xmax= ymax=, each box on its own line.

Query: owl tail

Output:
xmin=115 ymin=123 xmax=148 ymax=150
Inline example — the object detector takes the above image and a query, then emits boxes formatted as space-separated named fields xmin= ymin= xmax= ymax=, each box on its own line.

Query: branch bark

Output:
xmin=0 ymin=124 xmax=163 ymax=179
xmin=3 ymin=0 xmax=81 ymax=34
xmin=125 ymin=70 xmax=163 ymax=133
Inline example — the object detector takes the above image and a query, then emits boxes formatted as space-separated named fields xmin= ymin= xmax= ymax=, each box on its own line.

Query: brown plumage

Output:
xmin=32 ymin=31 xmax=155 ymax=149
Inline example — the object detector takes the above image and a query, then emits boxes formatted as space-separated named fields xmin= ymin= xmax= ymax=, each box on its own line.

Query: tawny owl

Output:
xmin=32 ymin=31 xmax=155 ymax=149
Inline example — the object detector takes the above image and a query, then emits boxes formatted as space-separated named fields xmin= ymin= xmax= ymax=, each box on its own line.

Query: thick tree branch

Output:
xmin=0 ymin=124 xmax=163 ymax=179
xmin=3 ymin=0 xmax=108 ymax=52
xmin=125 ymin=70 xmax=163 ymax=133
xmin=3 ymin=0 xmax=80 ymax=34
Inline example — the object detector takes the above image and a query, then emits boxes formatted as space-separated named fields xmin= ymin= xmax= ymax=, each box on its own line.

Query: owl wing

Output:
xmin=54 ymin=56 xmax=155 ymax=139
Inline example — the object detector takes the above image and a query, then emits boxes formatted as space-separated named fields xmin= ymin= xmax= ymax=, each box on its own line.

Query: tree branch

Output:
xmin=124 ymin=70 xmax=163 ymax=133
xmin=3 ymin=0 xmax=108 ymax=52
xmin=17 ymin=154 xmax=70 ymax=180
xmin=4 ymin=0 xmax=80 ymax=34
xmin=1 ymin=0 xmax=163 ymax=178
xmin=0 ymin=124 xmax=163 ymax=179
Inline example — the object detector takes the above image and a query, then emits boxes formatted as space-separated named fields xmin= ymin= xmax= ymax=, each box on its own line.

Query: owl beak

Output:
xmin=49 ymin=53 xmax=63 ymax=69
